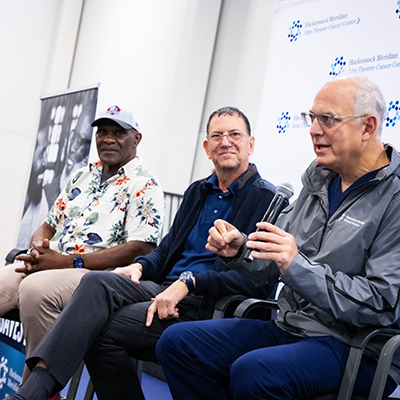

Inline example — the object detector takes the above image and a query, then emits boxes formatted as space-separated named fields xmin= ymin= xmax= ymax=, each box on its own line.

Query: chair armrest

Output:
xmin=5 ymin=248 xmax=27 ymax=265
xmin=233 ymin=298 xmax=279 ymax=320
xmin=337 ymin=327 xmax=400 ymax=400
xmin=212 ymin=295 xmax=248 ymax=319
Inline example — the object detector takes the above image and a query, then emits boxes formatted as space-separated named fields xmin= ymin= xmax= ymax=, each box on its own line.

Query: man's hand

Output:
xmin=246 ymin=222 xmax=298 ymax=274
xmin=206 ymin=219 xmax=245 ymax=258
xmin=15 ymin=238 xmax=69 ymax=274
xmin=113 ymin=263 xmax=143 ymax=284
xmin=15 ymin=240 xmax=44 ymax=273
xmin=145 ymin=280 xmax=190 ymax=327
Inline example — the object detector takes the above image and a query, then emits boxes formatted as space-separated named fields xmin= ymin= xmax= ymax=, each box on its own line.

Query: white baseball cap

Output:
xmin=91 ymin=104 xmax=141 ymax=132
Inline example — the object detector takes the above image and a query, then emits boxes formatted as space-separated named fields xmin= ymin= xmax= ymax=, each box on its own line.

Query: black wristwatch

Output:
xmin=179 ymin=271 xmax=195 ymax=293
xmin=74 ymin=254 xmax=84 ymax=268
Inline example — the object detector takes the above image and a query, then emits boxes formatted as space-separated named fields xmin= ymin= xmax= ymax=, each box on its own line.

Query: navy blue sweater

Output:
xmin=137 ymin=164 xmax=277 ymax=319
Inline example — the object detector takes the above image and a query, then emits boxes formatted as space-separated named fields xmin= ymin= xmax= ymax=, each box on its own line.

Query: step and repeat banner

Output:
xmin=253 ymin=0 xmax=400 ymax=197
xmin=0 ymin=319 xmax=25 ymax=396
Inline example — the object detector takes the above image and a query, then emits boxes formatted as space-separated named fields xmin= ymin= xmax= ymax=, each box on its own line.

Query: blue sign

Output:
xmin=0 ymin=318 xmax=25 ymax=398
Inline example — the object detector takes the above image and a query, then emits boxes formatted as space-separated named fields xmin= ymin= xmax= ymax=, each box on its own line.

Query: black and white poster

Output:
xmin=16 ymin=85 xmax=99 ymax=249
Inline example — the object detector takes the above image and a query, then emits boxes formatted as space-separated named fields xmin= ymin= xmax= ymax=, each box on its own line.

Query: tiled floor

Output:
xmin=60 ymin=367 xmax=173 ymax=400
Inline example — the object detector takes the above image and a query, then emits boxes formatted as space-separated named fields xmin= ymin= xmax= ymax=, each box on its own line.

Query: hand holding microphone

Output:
xmin=244 ymin=183 xmax=294 ymax=263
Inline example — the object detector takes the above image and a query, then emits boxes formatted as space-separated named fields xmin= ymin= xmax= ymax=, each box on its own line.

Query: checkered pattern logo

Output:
xmin=329 ymin=56 xmax=346 ymax=76
xmin=277 ymin=112 xmax=291 ymax=134
xmin=386 ymin=100 xmax=399 ymax=127
xmin=288 ymin=20 xmax=302 ymax=42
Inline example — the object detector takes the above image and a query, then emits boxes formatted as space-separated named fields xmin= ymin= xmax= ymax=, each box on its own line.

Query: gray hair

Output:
xmin=335 ymin=75 xmax=386 ymax=138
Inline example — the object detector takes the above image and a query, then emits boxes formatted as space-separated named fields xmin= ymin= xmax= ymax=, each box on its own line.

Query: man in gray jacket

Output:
xmin=156 ymin=75 xmax=400 ymax=399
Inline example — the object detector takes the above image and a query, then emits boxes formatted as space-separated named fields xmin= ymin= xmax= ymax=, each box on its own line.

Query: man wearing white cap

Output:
xmin=0 ymin=104 xmax=164 ymax=388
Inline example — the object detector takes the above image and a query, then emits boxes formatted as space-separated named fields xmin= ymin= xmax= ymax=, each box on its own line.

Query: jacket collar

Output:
xmin=199 ymin=163 xmax=260 ymax=198
xmin=302 ymin=143 xmax=400 ymax=195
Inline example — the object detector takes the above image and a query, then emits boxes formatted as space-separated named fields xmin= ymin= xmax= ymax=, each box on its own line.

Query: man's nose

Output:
xmin=102 ymin=132 xmax=116 ymax=141
xmin=309 ymin=118 xmax=323 ymax=137
xmin=220 ymin=134 xmax=232 ymax=145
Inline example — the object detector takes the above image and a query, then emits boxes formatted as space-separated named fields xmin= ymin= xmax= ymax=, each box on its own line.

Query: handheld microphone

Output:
xmin=244 ymin=182 xmax=294 ymax=263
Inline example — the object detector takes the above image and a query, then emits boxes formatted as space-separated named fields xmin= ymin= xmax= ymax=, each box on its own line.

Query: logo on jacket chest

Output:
xmin=338 ymin=212 xmax=365 ymax=227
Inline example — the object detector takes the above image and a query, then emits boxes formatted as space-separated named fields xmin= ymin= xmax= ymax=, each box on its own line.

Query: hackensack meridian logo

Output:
xmin=288 ymin=20 xmax=302 ymax=42
xmin=299 ymin=13 xmax=360 ymax=39
xmin=277 ymin=112 xmax=291 ymax=134
xmin=396 ymin=1 xmax=400 ymax=18
xmin=0 ymin=356 xmax=8 ymax=390
xmin=386 ymin=101 xmax=399 ymax=128
xmin=329 ymin=56 xmax=346 ymax=76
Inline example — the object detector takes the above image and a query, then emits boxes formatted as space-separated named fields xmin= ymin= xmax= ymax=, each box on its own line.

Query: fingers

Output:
xmin=246 ymin=222 xmax=298 ymax=272
xmin=207 ymin=220 xmax=229 ymax=247
xmin=146 ymin=302 xmax=156 ymax=327
xmin=14 ymin=263 xmax=34 ymax=274
xmin=112 ymin=265 xmax=141 ymax=284
xmin=31 ymin=242 xmax=45 ymax=256
xmin=145 ymin=299 xmax=179 ymax=327
xmin=206 ymin=219 xmax=243 ymax=256
xmin=14 ymin=266 xmax=27 ymax=273
xmin=15 ymin=254 xmax=36 ymax=264
xmin=213 ymin=219 xmax=229 ymax=237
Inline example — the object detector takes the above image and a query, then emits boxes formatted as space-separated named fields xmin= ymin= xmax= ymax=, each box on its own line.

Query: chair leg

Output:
xmin=65 ymin=362 xmax=85 ymax=400
xmin=336 ymin=346 xmax=364 ymax=400
xmin=130 ymin=358 xmax=144 ymax=384
xmin=83 ymin=378 xmax=95 ymax=400
xmin=368 ymin=335 xmax=400 ymax=400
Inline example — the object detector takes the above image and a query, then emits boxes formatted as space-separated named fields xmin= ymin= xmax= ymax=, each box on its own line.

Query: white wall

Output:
xmin=0 ymin=0 xmax=276 ymax=262
xmin=70 ymin=0 xmax=224 ymax=195
xmin=0 ymin=0 xmax=84 ymax=262
xmin=191 ymin=0 xmax=276 ymax=181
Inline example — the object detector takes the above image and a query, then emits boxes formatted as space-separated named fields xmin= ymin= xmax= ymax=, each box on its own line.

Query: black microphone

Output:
xmin=244 ymin=182 xmax=294 ymax=263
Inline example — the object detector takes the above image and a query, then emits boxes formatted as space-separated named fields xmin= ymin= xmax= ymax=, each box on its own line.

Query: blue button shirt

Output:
xmin=166 ymin=164 xmax=253 ymax=280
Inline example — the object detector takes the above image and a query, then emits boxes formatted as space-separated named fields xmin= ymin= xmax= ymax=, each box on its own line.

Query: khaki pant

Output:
xmin=0 ymin=263 xmax=90 ymax=382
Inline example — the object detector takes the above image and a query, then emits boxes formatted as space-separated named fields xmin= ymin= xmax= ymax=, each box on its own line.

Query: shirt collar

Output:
xmin=89 ymin=156 xmax=142 ymax=177
xmin=206 ymin=163 xmax=254 ymax=195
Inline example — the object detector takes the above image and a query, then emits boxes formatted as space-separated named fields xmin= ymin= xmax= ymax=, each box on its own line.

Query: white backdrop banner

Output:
xmin=253 ymin=0 xmax=400 ymax=197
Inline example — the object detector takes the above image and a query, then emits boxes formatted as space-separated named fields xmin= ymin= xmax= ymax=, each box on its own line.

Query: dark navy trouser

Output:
xmin=156 ymin=318 xmax=397 ymax=400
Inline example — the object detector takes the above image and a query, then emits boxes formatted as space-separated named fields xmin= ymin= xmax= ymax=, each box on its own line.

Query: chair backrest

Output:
xmin=160 ymin=192 xmax=183 ymax=239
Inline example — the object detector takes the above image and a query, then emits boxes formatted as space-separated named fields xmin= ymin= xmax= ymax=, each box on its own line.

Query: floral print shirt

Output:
xmin=45 ymin=157 xmax=164 ymax=255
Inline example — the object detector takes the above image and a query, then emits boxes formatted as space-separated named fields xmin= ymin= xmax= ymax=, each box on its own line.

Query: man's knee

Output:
xmin=156 ymin=323 xmax=185 ymax=361
xmin=19 ymin=269 xmax=87 ymax=312
xmin=79 ymin=269 xmax=121 ymax=288
xmin=0 ymin=263 xmax=23 ymax=312
xmin=230 ymin=352 xmax=280 ymax=400
xmin=18 ymin=273 xmax=48 ymax=307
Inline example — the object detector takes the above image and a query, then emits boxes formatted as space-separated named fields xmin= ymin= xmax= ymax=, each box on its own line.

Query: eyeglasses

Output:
xmin=207 ymin=131 xmax=249 ymax=145
xmin=301 ymin=112 xmax=368 ymax=129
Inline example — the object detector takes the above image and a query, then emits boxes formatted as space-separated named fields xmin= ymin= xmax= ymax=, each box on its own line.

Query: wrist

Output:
xmin=136 ymin=263 xmax=143 ymax=272
xmin=179 ymin=271 xmax=195 ymax=293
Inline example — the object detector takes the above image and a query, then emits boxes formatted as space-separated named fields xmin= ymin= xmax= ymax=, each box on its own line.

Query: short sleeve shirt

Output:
xmin=45 ymin=157 xmax=164 ymax=255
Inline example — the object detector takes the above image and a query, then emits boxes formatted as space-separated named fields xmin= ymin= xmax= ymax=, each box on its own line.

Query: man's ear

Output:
xmin=248 ymin=136 xmax=255 ymax=156
xmin=134 ymin=132 xmax=142 ymax=147
xmin=203 ymin=139 xmax=211 ymax=159
xmin=362 ymin=115 xmax=377 ymax=142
